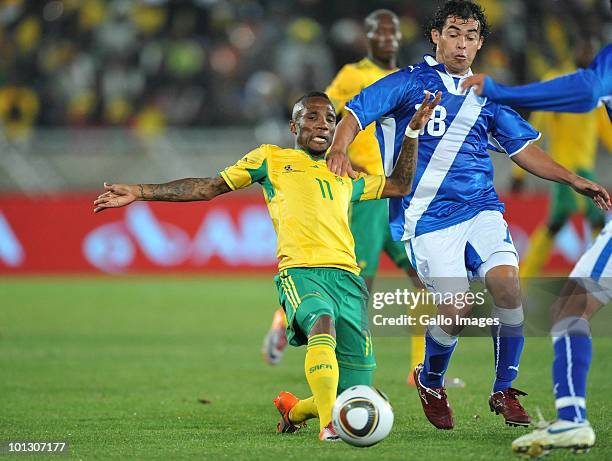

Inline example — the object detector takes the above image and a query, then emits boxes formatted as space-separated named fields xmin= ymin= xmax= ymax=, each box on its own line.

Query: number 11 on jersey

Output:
xmin=315 ymin=178 xmax=334 ymax=200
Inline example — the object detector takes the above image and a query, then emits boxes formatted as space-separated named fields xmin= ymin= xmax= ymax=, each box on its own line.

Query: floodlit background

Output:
xmin=0 ymin=0 xmax=610 ymax=275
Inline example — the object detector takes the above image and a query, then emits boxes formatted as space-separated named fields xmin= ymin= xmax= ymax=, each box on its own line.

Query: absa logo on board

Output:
xmin=82 ymin=202 xmax=277 ymax=273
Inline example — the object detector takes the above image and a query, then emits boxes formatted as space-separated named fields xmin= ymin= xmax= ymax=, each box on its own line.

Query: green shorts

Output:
xmin=549 ymin=169 xmax=605 ymax=230
xmin=349 ymin=199 xmax=411 ymax=278
xmin=274 ymin=267 xmax=376 ymax=371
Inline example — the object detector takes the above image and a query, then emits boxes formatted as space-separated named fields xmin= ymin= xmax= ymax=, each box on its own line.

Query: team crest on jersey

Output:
xmin=335 ymin=176 xmax=344 ymax=185
xmin=282 ymin=164 xmax=304 ymax=173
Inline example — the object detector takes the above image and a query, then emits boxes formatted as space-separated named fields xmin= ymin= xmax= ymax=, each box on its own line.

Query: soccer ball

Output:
xmin=332 ymin=385 xmax=394 ymax=447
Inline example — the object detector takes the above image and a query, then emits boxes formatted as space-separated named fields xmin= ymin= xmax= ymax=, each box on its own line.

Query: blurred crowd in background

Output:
xmin=0 ymin=0 xmax=610 ymax=141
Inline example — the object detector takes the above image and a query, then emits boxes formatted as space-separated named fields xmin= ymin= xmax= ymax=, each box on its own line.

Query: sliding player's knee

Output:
xmin=309 ymin=314 xmax=336 ymax=338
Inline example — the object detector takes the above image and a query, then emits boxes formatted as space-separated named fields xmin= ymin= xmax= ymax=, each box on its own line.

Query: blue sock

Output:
xmin=422 ymin=326 xmax=457 ymax=388
xmin=491 ymin=306 xmax=524 ymax=393
xmin=552 ymin=317 xmax=591 ymax=423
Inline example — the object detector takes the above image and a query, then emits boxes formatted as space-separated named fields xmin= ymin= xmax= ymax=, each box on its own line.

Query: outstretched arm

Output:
xmin=93 ymin=177 xmax=231 ymax=213
xmin=512 ymin=145 xmax=610 ymax=210
xmin=461 ymin=71 xmax=604 ymax=114
xmin=381 ymin=91 xmax=442 ymax=198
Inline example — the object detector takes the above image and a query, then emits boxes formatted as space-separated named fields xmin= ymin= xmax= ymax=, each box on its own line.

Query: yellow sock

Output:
xmin=289 ymin=396 xmax=318 ymax=423
xmin=520 ymin=226 xmax=553 ymax=278
xmin=304 ymin=334 xmax=338 ymax=431
xmin=411 ymin=334 xmax=425 ymax=371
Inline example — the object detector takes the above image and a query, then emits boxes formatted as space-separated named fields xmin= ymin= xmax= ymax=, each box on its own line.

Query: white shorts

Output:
xmin=405 ymin=210 xmax=518 ymax=295
xmin=569 ymin=221 xmax=612 ymax=304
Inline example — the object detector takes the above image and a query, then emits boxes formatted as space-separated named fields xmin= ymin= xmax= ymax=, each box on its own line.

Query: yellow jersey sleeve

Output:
xmin=597 ymin=106 xmax=612 ymax=153
xmin=350 ymin=173 xmax=385 ymax=202
xmin=325 ymin=64 xmax=364 ymax=114
xmin=219 ymin=145 xmax=270 ymax=190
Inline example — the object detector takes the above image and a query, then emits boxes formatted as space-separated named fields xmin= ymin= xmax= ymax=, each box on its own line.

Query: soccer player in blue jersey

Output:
xmin=326 ymin=0 xmax=610 ymax=431
xmin=462 ymin=39 xmax=612 ymax=457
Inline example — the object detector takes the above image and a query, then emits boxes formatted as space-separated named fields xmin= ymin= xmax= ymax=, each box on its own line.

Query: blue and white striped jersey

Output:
xmin=346 ymin=55 xmax=540 ymax=241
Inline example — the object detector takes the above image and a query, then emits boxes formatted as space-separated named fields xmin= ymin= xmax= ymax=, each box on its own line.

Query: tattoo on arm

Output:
xmin=138 ymin=177 xmax=231 ymax=202
xmin=387 ymin=136 xmax=417 ymax=194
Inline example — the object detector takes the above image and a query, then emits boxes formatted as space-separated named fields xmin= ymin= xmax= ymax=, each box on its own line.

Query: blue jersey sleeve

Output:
xmin=489 ymin=104 xmax=541 ymax=156
xmin=345 ymin=68 xmax=421 ymax=129
xmin=482 ymin=45 xmax=611 ymax=114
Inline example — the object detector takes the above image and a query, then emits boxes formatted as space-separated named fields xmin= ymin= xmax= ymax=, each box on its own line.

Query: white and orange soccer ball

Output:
xmin=332 ymin=385 xmax=394 ymax=447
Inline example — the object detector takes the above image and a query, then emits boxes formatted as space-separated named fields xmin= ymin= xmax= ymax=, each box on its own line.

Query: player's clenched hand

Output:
xmin=461 ymin=74 xmax=486 ymax=95
xmin=326 ymin=149 xmax=357 ymax=179
xmin=571 ymin=177 xmax=611 ymax=211
xmin=408 ymin=91 xmax=443 ymax=131
xmin=93 ymin=182 xmax=138 ymax=213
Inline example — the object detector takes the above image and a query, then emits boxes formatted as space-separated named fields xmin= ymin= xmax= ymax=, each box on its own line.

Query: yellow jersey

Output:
xmin=513 ymin=68 xmax=612 ymax=179
xmin=326 ymin=58 xmax=398 ymax=175
xmin=220 ymin=144 xmax=386 ymax=274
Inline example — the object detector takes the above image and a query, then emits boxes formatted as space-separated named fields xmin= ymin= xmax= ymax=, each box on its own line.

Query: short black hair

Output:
xmin=426 ymin=0 xmax=490 ymax=46
xmin=291 ymin=92 xmax=334 ymax=120
xmin=364 ymin=9 xmax=399 ymax=34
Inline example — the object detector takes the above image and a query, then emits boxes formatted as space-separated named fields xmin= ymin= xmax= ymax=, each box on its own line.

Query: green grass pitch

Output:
xmin=1 ymin=277 xmax=610 ymax=460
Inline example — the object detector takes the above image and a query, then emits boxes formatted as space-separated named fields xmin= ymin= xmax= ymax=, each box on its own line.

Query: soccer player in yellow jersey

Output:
xmin=93 ymin=90 xmax=442 ymax=441
xmin=262 ymin=10 xmax=461 ymax=387
xmin=511 ymin=40 xmax=612 ymax=278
